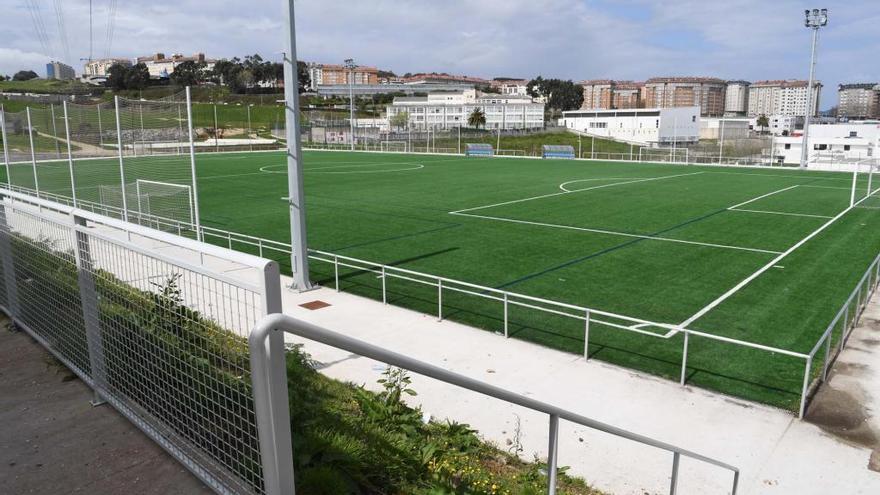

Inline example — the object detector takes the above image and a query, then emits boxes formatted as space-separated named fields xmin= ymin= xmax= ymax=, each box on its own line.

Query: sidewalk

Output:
xmin=278 ymin=275 xmax=880 ymax=495
xmin=0 ymin=317 xmax=211 ymax=495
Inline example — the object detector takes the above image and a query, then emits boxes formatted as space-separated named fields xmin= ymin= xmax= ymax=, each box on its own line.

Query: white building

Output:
xmin=83 ymin=58 xmax=132 ymax=77
xmin=491 ymin=79 xmax=529 ymax=97
xmin=748 ymin=80 xmax=821 ymax=117
xmin=135 ymin=53 xmax=215 ymax=79
xmin=700 ymin=117 xmax=751 ymax=140
xmin=559 ymin=107 xmax=700 ymax=146
xmin=386 ymin=90 xmax=544 ymax=130
xmin=724 ymin=81 xmax=750 ymax=116
xmin=774 ymin=123 xmax=880 ymax=166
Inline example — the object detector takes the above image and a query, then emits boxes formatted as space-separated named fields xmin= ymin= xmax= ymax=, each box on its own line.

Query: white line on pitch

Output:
xmin=726 ymin=185 xmax=799 ymax=210
xmin=451 ymin=211 xmax=782 ymax=254
xmin=798 ymin=184 xmax=852 ymax=190
xmin=451 ymin=171 xmax=704 ymax=214
xmin=728 ymin=208 xmax=833 ymax=219
xmin=558 ymin=177 xmax=654 ymax=192
xmin=679 ymin=187 xmax=880 ymax=328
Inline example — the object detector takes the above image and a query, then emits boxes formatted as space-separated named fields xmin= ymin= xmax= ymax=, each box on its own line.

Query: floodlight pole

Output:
xmin=25 ymin=107 xmax=39 ymax=194
xmin=62 ymin=101 xmax=77 ymax=207
xmin=113 ymin=96 xmax=128 ymax=221
xmin=185 ymin=87 xmax=202 ymax=240
xmin=0 ymin=105 xmax=10 ymax=185
xmin=800 ymin=8 xmax=828 ymax=170
xmin=345 ymin=58 xmax=356 ymax=151
xmin=284 ymin=0 xmax=312 ymax=291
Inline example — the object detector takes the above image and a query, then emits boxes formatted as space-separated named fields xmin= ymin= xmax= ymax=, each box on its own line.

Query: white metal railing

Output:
xmin=0 ymin=187 xmax=281 ymax=494
xmin=249 ymin=313 xmax=740 ymax=495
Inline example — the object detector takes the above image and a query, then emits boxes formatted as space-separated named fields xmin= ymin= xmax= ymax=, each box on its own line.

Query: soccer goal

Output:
xmin=99 ymin=180 xmax=195 ymax=231
xmin=380 ymin=140 xmax=408 ymax=153
xmin=542 ymin=145 xmax=576 ymax=159
xmin=465 ymin=143 xmax=494 ymax=157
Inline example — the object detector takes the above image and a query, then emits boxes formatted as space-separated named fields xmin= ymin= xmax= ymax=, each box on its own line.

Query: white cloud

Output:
xmin=1 ymin=0 xmax=878 ymax=106
xmin=0 ymin=47 xmax=50 ymax=78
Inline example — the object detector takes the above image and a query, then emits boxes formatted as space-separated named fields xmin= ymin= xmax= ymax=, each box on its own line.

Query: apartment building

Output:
xmin=579 ymin=80 xmax=643 ymax=110
xmin=135 ymin=53 xmax=216 ymax=78
xmin=308 ymin=63 xmax=379 ymax=88
xmin=747 ymin=80 xmax=821 ymax=117
xmin=46 ymin=61 xmax=75 ymax=80
xmin=386 ymin=89 xmax=544 ymax=130
xmin=640 ymin=77 xmax=726 ymax=117
xmin=724 ymin=81 xmax=750 ymax=116
xmin=838 ymin=83 xmax=880 ymax=119
xmin=83 ymin=58 xmax=132 ymax=77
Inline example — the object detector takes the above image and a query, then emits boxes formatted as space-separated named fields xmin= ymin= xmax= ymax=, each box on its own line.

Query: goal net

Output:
xmin=380 ymin=141 xmax=408 ymax=153
xmin=99 ymin=179 xmax=194 ymax=231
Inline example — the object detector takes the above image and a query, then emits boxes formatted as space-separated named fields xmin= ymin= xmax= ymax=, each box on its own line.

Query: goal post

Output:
xmin=380 ymin=140 xmax=408 ymax=153
xmin=134 ymin=179 xmax=195 ymax=229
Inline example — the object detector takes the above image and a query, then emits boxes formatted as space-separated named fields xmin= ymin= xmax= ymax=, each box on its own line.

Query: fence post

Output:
xmin=381 ymin=265 xmax=387 ymax=305
xmin=503 ymin=292 xmax=509 ymax=338
xmin=62 ymin=102 xmax=78 ymax=207
xmin=583 ymin=310 xmax=590 ymax=360
xmin=680 ymin=331 xmax=689 ymax=386
xmin=669 ymin=452 xmax=680 ymax=495
xmin=799 ymin=356 xmax=812 ymax=419
xmin=0 ymin=201 xmax=21 ymax=317
xmin=822 ymin=333 xmax=832 ymax=381
xmin=184 ymin=87 xmax=203 ymax=241
xmin=50 ymin=104 xmax=60 ymax=157
xmin=71 ymin=213 xmax=108 ymax=406
xmin=437 ymin=279 xmax=443 ymax=321
xmin=547 ymin=414 xmax=559 ymax=495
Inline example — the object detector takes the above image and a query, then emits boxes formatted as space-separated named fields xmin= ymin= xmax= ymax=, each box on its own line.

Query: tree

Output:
xmin=13 ymin=70 xmax=38 ymax=81
xmin=124 ymin=63 xmax=150 ymax=90
xmin=390 ymin=111 xmax=410 ymax=130
xmin=527 ymin=77 xmax=584 ymax=117
xmin=0 ymin=74 xmax=7 ymax=81
xmin=468 ymin=108 xmax=486 ymax=129
xmin=296 ymin=61 xmax=310 ymax=92
xmin=756 ymin=115 xmax=769 ymax=134
xmin=170 ymin=61 xmax=206 ymax=87
xmin=107 ymin=63 xmax=129 ymax=90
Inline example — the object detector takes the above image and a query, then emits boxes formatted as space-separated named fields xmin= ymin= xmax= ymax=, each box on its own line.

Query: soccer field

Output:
xmin=5 ymin=149 xmax=880 ymax=411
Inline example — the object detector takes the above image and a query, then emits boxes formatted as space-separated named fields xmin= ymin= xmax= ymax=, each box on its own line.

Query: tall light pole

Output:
xmin=344 ymin=58 xmax=357 ymax=151
xmin=800 ymin=8 xmax=829 ymax=170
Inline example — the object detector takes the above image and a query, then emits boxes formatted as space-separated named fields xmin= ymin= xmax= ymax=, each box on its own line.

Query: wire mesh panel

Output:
xmin=2 ymin=110 xmax=39 ymax=190
xmin=67 ymin=101 xmax=121 ymax=207
xmin=0 ymin=191 xmax=276 ymax=494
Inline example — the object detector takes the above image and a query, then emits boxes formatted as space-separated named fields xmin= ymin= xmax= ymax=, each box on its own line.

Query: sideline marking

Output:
xmin=452 ymin=171 xmax=703 ymax=214
xmin=679 ymin=187 xmax=880 ymax=327
xmin=451 ymin=211 xmax=782 ymax=255
xmin=558 ymin=177 xmax=654 ymax=192
xmin=260 ymin=163 xmax=425 ymax=174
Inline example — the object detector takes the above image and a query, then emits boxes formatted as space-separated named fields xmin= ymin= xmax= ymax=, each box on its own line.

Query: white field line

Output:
xmin=558 ymin=177 xmax=654 ymax=192
xmin=726 ymin=185 xmax=799 ymax=210
xmin=708 ymin=171 xmax=853 ymax=182
xmin=728 ymin=208 xmax=833 ymax=219
xmin=451 ymin=171 xmax=704 ymax=214
xmin=450 ymin=211 xmax=782 ymax=255
xmin=798 ymin=184 xmax=852 ymax=190
xmin=679 ymin=186 xmax=880 ymax=327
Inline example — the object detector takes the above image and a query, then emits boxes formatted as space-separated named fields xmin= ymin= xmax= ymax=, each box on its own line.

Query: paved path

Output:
xmin=277 ymin=275 xmax=880 ymax=495
xmin=0 ymin=318 xmax=211 ymax=495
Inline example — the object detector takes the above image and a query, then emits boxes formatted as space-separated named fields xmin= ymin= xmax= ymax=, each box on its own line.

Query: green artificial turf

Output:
xmin=4 ymin=149 xmax=880 ymax=411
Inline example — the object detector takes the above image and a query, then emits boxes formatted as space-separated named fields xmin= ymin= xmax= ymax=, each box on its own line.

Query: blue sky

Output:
xmin=2 ymin=0 xmax=878 ymax=109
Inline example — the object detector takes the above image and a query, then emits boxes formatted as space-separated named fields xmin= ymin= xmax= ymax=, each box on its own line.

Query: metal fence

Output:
xmin=0 ymin=188 xmax=282 ymax=495
xmin=249 ymin=313 xmax=741 ymax=495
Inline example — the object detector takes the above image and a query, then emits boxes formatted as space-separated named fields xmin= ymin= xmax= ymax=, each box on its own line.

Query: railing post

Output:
xmin=0 ymin=201 xmax=21 ymax=317
xmin=669 ymin=452 xmax=680 ymax=495
xmin=503 ymin=292 xmax=509 ymax=338
xmin=799 ymin=356 xmax=812 ymax=419
xmin=680 ymin=331 xmax=689 ymax=386
xmin=547 ymin=414 xmax=559 ymax=495
xmin=583 ymin=310 xmax=590 ymax=360
xmin=334 ymin=255 xmax=340 ymax=292
xmin=381 ymin=265 xmax=387 ymax=305
xmin=437 ymin=279 xmax=443 ymax=321
xmin=71 ymin=213 xmax=107 ymax=406
xmin=822 ymin=333 xmax=832 ymax=382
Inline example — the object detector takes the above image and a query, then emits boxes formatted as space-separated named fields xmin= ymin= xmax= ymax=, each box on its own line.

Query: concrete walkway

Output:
xmin=0 ymin=318 xmax=211 ymax=495
xmin=277 ymin=275 xmax=880 ymax=495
